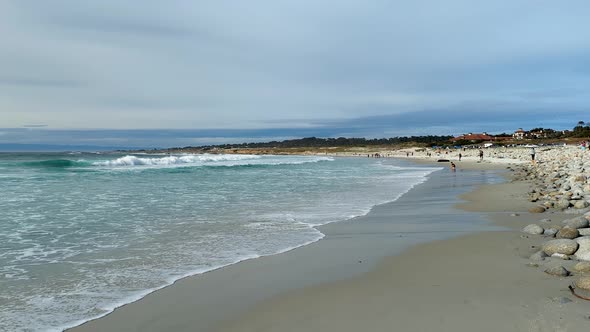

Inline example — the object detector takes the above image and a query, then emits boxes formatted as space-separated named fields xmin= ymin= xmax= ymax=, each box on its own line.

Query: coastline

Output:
xmin=69 ymin=159 xmax=507 ymax=332
xmin=213 ymin=160 xmax=590 ymax=331
xmin=69 ymin=154 xmax=590 ymax=332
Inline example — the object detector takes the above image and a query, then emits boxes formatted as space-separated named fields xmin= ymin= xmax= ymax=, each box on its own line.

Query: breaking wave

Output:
xmin=92 ymin=154 xmax=334 ymax=168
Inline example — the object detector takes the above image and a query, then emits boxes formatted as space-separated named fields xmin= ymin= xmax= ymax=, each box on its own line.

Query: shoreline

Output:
xmin=69 ymin=154 xmax=590 ymax=332
xmin=69 ymin=159 xmax=504 ymax=332
xmin=213 ymin=160 xmax=590 ymax=331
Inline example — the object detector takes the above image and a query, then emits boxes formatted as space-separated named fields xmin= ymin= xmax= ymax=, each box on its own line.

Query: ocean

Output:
xmin=0 ymin=153 xmax=440 ymax=331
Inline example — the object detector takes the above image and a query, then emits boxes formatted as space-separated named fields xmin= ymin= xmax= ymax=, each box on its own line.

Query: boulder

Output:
xmin=574 ymin=237 xmax=590 ymax=261
xmin=556 ymin=199 xmax=571 ymax=210
xmin=575 ymin=276 xmax=590 ymax=290
xmin=572 ymin=262 xmax=590 ymax=274
xmin=523 ymin=224 xmax=544 ymax=235
xmin=529 ymin=206 xmax=546 ymax=213
xmin=563 ymin=216 xmax=589 ymax=229
xmin=556 ymin=227 xmax=579 ymax=239
xmin=542 ymin=239 xmax=579 ymax=256
xmin=544 ymin=228 xmax=559 ymax=237
xmin=529 ymin=250 xmax=548 ymax=261
xmin=544 ymin=265 xmax=569 ymax=277
xmin=574 ymin=200 xmax=590 ymax=209
xmin=578 ymin=228 xmax=590 ymax=236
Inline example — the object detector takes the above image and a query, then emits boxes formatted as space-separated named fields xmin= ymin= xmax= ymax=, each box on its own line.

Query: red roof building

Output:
xmin=451 ymin=132 xmax=493 ymax=142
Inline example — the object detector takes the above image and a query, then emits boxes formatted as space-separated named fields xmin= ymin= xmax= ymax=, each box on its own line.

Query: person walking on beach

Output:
xmin=530 ymin=147 xmax=536 ymax=165
xmin=458 ymin=153 xmax=462 ymax=161
xmin=478 ymin=149 xmax=483 ymax=161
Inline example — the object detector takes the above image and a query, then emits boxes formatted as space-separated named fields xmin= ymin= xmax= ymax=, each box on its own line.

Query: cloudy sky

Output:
xmin=1 ymin=0 xmax=589 ymax=149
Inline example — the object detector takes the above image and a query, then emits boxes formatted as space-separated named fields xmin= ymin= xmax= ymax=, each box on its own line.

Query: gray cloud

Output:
xmin=1 ymin=0 xmax=589 ymax=142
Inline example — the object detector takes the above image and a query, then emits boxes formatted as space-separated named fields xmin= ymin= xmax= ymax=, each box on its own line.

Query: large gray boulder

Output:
xmin=578 ymin=228 xmax=590 ymax=236
xmin=574 ymin=200 xmax=589 ymax=209
xmin=574 ymin=237 xmax=590 ymax=261
xmin=575 ymin=276 xmax=590 ymax=290
xmin=572 ymin=261 xmax=590 ymax=274
xmin=529 ymin=250 xmax=548 ymax=261
xmin=542 ymin=239 xmax=579 ymax=256
xmin=544 ymin=264 xmax=569 ymax=277
xmin=544 ymin=228 xmax=559 ymax=237
xmin=529 ymin=206 xmax=546 ymax=213
xmin=523 ymin=224 xmax=544 ymax=235
xmin=556 ymin=227 xmax=579 ymax=239
xmin=556 ymin=199 xmax=571 ymax=210
xmin=563 ymin=217 xmax=589 ymax=229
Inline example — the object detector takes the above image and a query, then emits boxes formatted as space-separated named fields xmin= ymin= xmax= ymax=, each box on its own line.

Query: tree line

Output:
xmin=196 ymin=136 xmax=454 ymax=150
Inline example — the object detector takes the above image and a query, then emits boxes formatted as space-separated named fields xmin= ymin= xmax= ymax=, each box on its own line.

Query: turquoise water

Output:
xmin=0 ymin=153 xmax=440 ymax=331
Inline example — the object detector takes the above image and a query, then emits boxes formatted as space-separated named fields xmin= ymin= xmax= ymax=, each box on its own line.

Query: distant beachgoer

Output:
xmin=450 ymin=162 xmax=456 ymax=171
xmin=530 ymin=147 xmax=536 ymax=164
xmin=458 ymin=153 xmax=462 ymax=161
xmin=478 ymin=149 xmax=483 ymax=161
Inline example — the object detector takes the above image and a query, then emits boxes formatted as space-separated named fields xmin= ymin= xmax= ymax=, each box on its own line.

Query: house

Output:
xmin=451 ymin=132 xmax=493 ymax=142
xmin=529 ymin=129 xmax=547 ymax=139
xmin=513 ymin=128 xmax=527 ymax=140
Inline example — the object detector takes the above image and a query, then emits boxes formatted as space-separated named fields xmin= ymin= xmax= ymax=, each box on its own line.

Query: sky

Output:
xmin=1 ymin=0 xmax=589 ymax=149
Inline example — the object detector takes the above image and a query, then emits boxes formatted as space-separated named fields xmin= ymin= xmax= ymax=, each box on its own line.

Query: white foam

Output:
xmin=93 ymin=154 xmax=259 ymax=167
xmin=92 ymin=154 xmax=333 ymax=168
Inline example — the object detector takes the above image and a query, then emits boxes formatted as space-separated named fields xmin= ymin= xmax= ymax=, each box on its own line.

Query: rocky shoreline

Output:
xmin=512 ymin=145 xmax=590 ymax=299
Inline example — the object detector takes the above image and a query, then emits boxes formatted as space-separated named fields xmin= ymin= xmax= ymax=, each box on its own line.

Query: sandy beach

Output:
xmin=70 ymin=149 xmax=590 ymax=332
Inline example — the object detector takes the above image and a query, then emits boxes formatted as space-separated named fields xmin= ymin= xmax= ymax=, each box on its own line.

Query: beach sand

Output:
xmin=70 ymin=158 xmax=590 ymax=332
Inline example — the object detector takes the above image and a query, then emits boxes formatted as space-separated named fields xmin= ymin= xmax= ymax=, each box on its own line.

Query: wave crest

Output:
xmin=93 ymin=154 xmax=261 ymax=167
xmin=92 ymin=154 xmax=333 ymax=168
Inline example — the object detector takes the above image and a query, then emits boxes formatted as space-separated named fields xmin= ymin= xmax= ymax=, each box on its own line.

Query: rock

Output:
xmin=529 ymin=206 xmax=546 ymax=213
xmin=574 ymin=237 xmax=590 ymax=261
xmin=564 ymin=217 xmax=589 ymax=229
xmin=542 ymin=239 xmax=579 ymax=256
xmin=510 ymin=213 xmax=519 ymax=217
xmin=556 ymin=227 xmax=579 ymax=239
xmin=573 ymin=262 xmax=590 ymax=273
xmin=575 ymin=276 xmax=590 ymax=290
xmin=523 ymin=224 xmax=544 ymax=235
xmin=544 ymin=265 xmax=569 ymax=277
xmin=551 ymin=253 xmax=571 ymax=260
xmin=540 ymin=218 xmax=552 ymax=223
xmin=574 ymin=200 xmax=590 ymax=209
xmin=556 ymin=199 xmax=571 ymax=210
xmin=544 ymin=228 xmax=559 ymax=237
xmin=530 ymin=250 xmax=548 ymax=261
xmin=579 ymin=228 xmax=590 ymax=236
